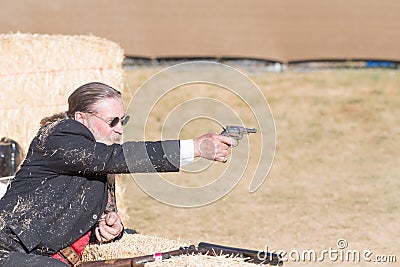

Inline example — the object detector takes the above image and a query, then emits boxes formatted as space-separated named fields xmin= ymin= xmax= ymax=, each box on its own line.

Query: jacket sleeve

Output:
xmin=36 ymin=120 xmax=180 ymax=175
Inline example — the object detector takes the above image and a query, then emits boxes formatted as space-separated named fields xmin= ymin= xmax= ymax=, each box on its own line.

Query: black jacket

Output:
xmin=0 ymin=119 xmax=180 ymax=254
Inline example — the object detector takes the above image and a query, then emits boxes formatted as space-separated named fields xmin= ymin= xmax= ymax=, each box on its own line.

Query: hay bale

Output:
xmin=82 ymin=234 xmax=263 ymax=267
xmin=82 ymin=233 xmax=189 ymax=262
xmin=0 ymin=33 xmax=124 ymax=150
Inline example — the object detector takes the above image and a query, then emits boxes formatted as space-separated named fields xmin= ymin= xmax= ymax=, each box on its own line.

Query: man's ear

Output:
xmin=74 ymin=112 xmax=89 ymax=127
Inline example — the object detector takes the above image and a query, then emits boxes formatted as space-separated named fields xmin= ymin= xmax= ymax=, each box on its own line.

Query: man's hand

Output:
xmin=193 ymin=133 xmax=238 ymax=162
xmin=95 ymin=211 xmax=123 ymax=243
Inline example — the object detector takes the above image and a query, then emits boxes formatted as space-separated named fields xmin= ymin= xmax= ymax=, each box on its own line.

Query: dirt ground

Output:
xmin=116 ymin=64 xmax=399 ymax=266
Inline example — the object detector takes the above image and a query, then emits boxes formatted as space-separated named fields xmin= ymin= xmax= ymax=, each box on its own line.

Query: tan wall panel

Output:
xmin=0 ymin=0 xmax=399 ymax=62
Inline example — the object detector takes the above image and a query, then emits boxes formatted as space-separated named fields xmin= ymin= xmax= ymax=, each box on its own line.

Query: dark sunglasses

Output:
xmin=89 ymin=113 xmax=130 ymax=128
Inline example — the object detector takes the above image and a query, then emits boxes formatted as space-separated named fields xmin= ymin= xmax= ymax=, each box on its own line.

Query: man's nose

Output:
xmin=113 ymin=123 xmax=124 ymax=134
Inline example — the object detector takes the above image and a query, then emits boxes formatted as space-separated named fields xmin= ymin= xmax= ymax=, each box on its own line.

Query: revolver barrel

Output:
xmin=243 ymin=127 xmax=257 ymax=134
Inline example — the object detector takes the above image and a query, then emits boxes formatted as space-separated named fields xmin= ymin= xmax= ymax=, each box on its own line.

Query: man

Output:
xmin=0 ymin=82 xmax=235 ymax=266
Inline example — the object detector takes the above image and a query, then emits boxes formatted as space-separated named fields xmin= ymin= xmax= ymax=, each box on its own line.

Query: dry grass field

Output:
xmin=117 ymin=65 xmax=399 ymax=266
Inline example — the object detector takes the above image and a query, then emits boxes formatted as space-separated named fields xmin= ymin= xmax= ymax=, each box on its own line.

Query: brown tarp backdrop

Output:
xmin=0 ymin=0 xmax=399 ymax=63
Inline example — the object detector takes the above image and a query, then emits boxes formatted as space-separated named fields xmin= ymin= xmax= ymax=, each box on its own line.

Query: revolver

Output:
xmin=220 ymin=126 xmax=257 ymax=145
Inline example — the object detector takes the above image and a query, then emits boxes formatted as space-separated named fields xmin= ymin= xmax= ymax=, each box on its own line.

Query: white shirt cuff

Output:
xmin=180 ymin=139 xmax=194 ymax=166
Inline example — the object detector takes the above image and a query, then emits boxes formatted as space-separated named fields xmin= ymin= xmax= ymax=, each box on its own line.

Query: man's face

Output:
xmin=86 ymin=97 xmax=126 ymax=145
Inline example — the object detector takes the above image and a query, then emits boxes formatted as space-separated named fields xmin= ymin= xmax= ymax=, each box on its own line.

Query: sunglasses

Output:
xmin=88 ymin=112 xmax=130 ymax=128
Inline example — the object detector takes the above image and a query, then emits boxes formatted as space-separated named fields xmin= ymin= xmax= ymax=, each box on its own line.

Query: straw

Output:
xmin=82 ymin=233 xmax=189 ymax=261
xmin=0 ymin=33 xmax=124 ymax=149
xmin=82 ymin=233 xmax=263 ymax=266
